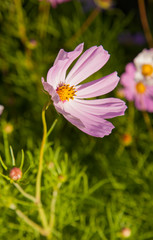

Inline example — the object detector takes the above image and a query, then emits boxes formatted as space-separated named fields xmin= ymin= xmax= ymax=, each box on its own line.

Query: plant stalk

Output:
xmin=35 ymin=104 xmax=49 ymax=229
xmin=138 ymin=0 xmax=153 ymax=48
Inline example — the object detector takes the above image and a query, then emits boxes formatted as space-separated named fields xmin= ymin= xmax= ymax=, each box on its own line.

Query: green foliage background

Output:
xmin=0 ymin=0 xmax=153 ymax=239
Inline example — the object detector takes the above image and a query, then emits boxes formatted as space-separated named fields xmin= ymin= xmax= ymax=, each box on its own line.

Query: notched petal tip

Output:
xmin=76 ymin=42 xmax=84 ymax=51
xmin=98 ymin=45 xmax=110 ymax=58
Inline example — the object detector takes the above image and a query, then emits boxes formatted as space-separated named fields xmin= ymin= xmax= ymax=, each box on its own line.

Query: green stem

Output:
xmin=13 ymin=182 xmax=36 ymax=203
xmin=65 ymin=8 xmax=100 ymax=47
xmin=35 ymin=103 xmax=50 ymax=229
xmin=47 ymin=119 xmax=58 ymax=138
xmin=37 ymin=203 xmax=48 ymax=230
xmin=0 ymin=155 xmax=8 ymax=170
xmin=36 ymin=105 xmax=47 ymax=202
xmin=15 ymin=208 xmax=48 ymax=236
xmin=48 ymin=183 xmax=62 ymax=239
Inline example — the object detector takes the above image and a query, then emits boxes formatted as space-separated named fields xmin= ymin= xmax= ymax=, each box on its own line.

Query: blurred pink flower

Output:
xmin=120 ymin=62 xmax=153 ymax=112
xmin=0 ymin=105 xmax=4 ymax=115
xmin=80 ymin=0 xmax=114 ymax=11
xmin=48 ymin=0 xmax=70 ymax=7
xmin=94 ymin=0 xmax=114 ymax=9
xmin=42 ymin=43 xmax=126 ymax=137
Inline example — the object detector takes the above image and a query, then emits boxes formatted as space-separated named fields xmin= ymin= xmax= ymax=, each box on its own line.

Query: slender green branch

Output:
xmin=0 ymin=172 xmax=10 ymax=181
xmin=20 ymin=149 xmax=24 ymax=170
xmin=9 ymin=146 xmax=16 ymax=166
xmin=48 ymin=183 xmax=62 ymax=239
xmin=47 ymin=119 xmax=58 ymax=138
xmin=15 ymin=208 xmax=48 ymax=236
xmin=36 ymin=105 xmax=47 ymax=202
xmin=35 ymin=103 xmax=51 ymax=229
xmin=37 ymin=203 xmax=49 ymax=230
xmin=0 ymin=155 xmax=8 ymax=170
xmin=65 ymin=8 xmax=100 ymax=47
xmin=13 ymin=182 xmax=36 ymax=203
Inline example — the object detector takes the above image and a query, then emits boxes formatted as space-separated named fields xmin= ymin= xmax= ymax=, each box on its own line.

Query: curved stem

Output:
xmin=35 ymin=105 xmax=47 ymax=202
xmin=15 ymin=208 xmax=48 ymax=236
xmin=48 ymin=183 xmax=62 ymax=239
xmin=138 ymin=0 xmax=153 ymax=48
xmin=65 ymin=8 xmax=100 ymax=47
xmin=35 ymin=103 xmax=50 ymax=229
xmin=13 ymin=182 xmax=36 ymax=203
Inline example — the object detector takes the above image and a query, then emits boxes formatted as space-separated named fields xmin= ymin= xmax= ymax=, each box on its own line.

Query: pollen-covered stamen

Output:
xmin=141 ymin=64 xmax=153 ymax=77
xmin=136 ymin=82 xmax=146 ymax=94
xmin=56 ymin=84 xmax=77 ymax=102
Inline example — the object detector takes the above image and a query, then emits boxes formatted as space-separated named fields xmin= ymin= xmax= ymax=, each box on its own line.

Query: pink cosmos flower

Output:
xmin=0 ymin=105 xmax=4 ymax=116
xmin=42 ymin=43 xmax=127 ymax=137
xmin=120 ymin=52 xmax=153 ymax=112
xmin=48 ymin=0 xmax=70 ymax=8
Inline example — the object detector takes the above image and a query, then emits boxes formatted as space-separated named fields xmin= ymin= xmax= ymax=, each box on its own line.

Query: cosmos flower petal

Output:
xmin=120 ymin=63 xmax=136 ymax=101
xmin=74 ymin=98 xmax=127 ymax=119
xmin=66 ymin=45 xmax=110 ymax=86
xmin=63 ymin=112 xmax=114 ymax=137
xmin=47 ymin=43 xmax=84 ymax=88
xmin=135 ymin=92 xmax=153 ymax=112
xmin=134 ymin=48 xmax=153 ymax=67
xmin=76 ymin=72 xmax=119 ymax=98
xmin=49 ymin=0 xmax=70 ymax=8
xmin=120 ymin=63 xmax=136 ymax=87
xmin=135 ymin=94 xmax=145 ymax=111
xmin=148 ymin=86 xmax=153 ymax=95
xmin=144 ymin=94 xmax=153 ymax=112
xmin=61 ymin=101 xmax=114 ymax=137
xmin=42 ymin=77 xmax=59 ymax=103
xmin=54 ymin=43 xmax=84 ymax=65
xmin=123 ymin=88 xmax=135 ymax=101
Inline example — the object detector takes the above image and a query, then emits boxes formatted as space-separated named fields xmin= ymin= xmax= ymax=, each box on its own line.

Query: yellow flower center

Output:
xmin=56 ymin=84 xmax=76 ymax=102
xmin=136 ymin=82 xmax=146 ymax=94
xmin=141 ymin=64 xmax=153 ymax=76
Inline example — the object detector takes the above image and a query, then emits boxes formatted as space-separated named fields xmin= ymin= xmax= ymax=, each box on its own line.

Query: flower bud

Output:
xmin=121 ymin=227 xmax=131 ymax=238
xmin=9 ymin=167 xmax=22 ymax=181
xmin=58 ymin=175 xmax=67 ymax=182
xmin=121 ymin=133 xmax=132 ymax=146
xmin=48 ymin=162 xmax=54 ymax=170
xmin=3 ymin=123 xmax=14 ymax=134
xmin=27 ymin=39 xmax=38 ymax=49
xmin=116 ymin=89 xmax=125 ymax=98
